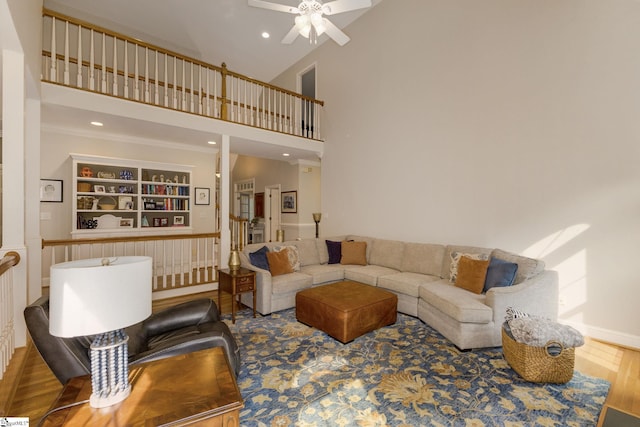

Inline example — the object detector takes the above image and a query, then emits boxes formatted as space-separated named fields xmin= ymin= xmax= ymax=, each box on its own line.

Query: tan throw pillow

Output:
xmin=449 ymin=251 xmax=489 ymax=283
xmin=266 ymin=248 xmax=294 ymax=276
xmin=273 ymin=245 xmax=300 ymax=271
xmin=341 ymin=241 xmax=367 ymax=265
xmin=455 ymin=256 xmax=490 ymax=294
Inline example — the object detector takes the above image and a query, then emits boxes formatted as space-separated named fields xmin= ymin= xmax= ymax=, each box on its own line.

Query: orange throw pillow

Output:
xmin=454 ymin=256 xmax=490 ymax=294
xmin=341 ymin=241 xmax=367 ymax=265
xmin=266 ymin=248 xmax=294 ymax=276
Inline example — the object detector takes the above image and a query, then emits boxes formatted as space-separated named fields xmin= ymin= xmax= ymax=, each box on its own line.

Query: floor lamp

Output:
xmin=49 ymin=256 xmax=152 ymax=408
xmin=313 ymin=213 xmax=322 ymax=238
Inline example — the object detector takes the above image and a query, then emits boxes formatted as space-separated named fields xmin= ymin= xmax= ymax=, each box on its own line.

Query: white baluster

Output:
xmin=112 ymin=37 xmax=118 ymax=95
xmin=190 ymin=62 xmax=195 ymax=113
xmin=50 ymin=17 xmax=57 ymax=81
xmin=230 ymin=77 xmax=235 ymax=122
xmin=164 ymin=53 xmax=169 ymax=107
xmin=173 ymin=57 xmax=178 ymax=108
xmin=182 ymin=60 xmax=187 ymax=111
xmin=64 ymin=21 xmax=70 ymax=84
xmin=123 ymin=41 xmax=129 ymax=99
xmin=205 ymin=68 xmax=211 ymax=116
xmin=213 ymin=70 xmax=218 ymax=118
xmin=198 ymin=65 xmax=203 ymax=114
xmin=134 ymin=46 xmax=139 ymax=101
xmin=154 ymin=51 xmax=159 ymax=105
xmin=101 ymin=33 xmax=107 ymax=93
xmin=89 ymin=30 xmax=95 ymax=90
xmin=77 ymin=25 xmax=83 ymax=87
xmin=144 ymin=47 xmax=150 ymax=102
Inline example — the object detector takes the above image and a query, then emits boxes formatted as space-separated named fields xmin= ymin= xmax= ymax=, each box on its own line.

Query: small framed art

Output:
xmin=195 ymin=187 xmax=210 ymax=205
xmin=173 ymin=215 xmax=185 ymax=226
xmin=281 ymin=190 xmax=297 ymax=213
xmin=40 ymin=179 xmax=63 ymax=202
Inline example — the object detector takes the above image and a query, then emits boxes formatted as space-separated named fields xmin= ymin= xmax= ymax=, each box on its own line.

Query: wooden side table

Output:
xmin=40 ymin=347 xmax=242 ymax=426
xmin=218 ymin=267 xmax=257 ymax=323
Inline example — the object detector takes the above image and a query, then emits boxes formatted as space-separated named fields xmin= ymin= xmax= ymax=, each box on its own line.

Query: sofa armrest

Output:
xmin=240 ymin=252 xmax=274 ymax=314
xmin=485 ymin=269 xmax=559 ymax=323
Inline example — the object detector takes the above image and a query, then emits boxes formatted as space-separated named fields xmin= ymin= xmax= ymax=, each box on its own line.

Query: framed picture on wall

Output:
xmin=40 ymin=179 xmax=63 ymax=202
xmin=195 ymin=187 xmax=210 ymax=205
xmin=281 ymin=191 xmax=297 ymax=213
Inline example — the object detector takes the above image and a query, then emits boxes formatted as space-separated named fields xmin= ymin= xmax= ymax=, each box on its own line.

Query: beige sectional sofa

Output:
xmin=239 ymin=235 xmax=558 ymax=349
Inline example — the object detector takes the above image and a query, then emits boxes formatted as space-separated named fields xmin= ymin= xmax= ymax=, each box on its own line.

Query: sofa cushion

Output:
xmin=369 ymin=239 xmax=405 ymax=271
xmin=249 ymin=245 xmax=270 ymax=271
xmin=344 ymin=265 xmax=398 ymax=286
xmin=271 ymin=272 xmax=313 ymax=295
xmin=442 ymin=245 xmax=493 ymax=281
xmin=401 ymin=243 xmax=445 ymax=276
xmin=454 ymin=256 xmax=490 ymax=294
xmin=491 ymin=249 xmax=544 ymax=284
xmin=341 ymin=241 xmax=367 ymax=265
xmin=267 ymin=249 xmax=294 ymax=276
xmin=483 ymin=257 xmax=518 ymax=292
xmin=419 ymin=280 xmax=492 ymax=324
xmin=300 ymin=264 xmax=345 ymax=285
xmin=292 ymin=240 xmax=321 ymax=267
xmin=326 ymin=240 xmax=342 ymax=264
xmin=274 ymin=245 xmax=300 ymax=271
xmin=378 ymin=272 xmax=440 ymax=298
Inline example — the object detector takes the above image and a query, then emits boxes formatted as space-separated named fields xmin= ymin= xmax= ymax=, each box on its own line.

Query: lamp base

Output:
xmin=89 ymin=329 xmax=131 ymax=408
xmin=90 ymin=385 xmax=131 ymax=408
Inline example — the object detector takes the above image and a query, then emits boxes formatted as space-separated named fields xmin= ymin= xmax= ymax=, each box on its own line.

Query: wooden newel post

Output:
xmin=221 ymin=62 xmax=228 ymax=120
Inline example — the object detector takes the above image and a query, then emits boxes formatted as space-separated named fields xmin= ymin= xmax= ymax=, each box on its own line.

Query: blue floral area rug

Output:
xmin=222 ymin=308 xmax=609 ymax=427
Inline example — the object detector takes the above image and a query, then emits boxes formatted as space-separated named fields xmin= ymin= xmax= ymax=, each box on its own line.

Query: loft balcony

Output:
xmin=41 ymin=9 xmax=325 ymax=161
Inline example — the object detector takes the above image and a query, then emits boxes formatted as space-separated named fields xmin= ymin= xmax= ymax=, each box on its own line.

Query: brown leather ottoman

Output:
xmin=296 ymin=280 xmax=397 ymax=343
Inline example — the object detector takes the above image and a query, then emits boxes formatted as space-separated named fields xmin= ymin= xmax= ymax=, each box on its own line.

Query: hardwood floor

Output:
xmin=3 ymin=292 xmax=639 ymax=426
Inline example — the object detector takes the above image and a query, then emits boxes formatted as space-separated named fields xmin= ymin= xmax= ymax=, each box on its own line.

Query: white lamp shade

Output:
xmin=49 ymin=256 xmax=152 ymax=337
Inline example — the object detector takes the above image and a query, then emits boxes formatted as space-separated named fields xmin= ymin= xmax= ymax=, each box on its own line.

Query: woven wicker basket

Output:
xmin=502 ymin=324 xmax=575 ymax=384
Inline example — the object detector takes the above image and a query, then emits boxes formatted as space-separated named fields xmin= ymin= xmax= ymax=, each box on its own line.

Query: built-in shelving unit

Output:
xmin=72 ymin=154 xmax=193 ymax=236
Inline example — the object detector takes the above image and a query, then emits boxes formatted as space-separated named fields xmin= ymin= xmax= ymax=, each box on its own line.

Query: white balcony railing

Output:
xmin=41 ymin=233 xmax=219 ymax=294
xmin=42 ymin=9 xmax=324 ymax=140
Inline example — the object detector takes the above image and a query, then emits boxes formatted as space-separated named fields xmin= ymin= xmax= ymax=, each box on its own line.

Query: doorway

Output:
xmin=297 ymin=63 xmax=316 ymax=138
xmin=265 ymin=185 xmax=281 ymax=242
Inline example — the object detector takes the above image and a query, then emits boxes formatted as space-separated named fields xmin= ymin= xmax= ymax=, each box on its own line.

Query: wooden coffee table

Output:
xmin=39 ymin=347 xmax=242 ymax=426
xmin=296 ymin=280 xmax=397 ymax=343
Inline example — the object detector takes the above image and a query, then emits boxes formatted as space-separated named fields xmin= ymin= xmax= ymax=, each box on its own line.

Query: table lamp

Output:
xmin=49 ymin=256 xmax=152 ymax=408
xmin=313 ymin=213 xmax=322 ymax=238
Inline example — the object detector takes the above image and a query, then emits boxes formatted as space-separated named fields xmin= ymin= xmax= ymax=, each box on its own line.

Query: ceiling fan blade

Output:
xmin=281 ymin=24 xmax=300 ymax=44
xmin=248 ymin=0 xmax=299 ymax=14
xmin=322 ymin=0 xmax=372 ymax=15
xmin=322 ymin=19 xmax=350 ymax=46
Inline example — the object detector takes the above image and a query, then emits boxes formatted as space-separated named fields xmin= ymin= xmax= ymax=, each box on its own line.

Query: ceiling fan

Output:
xmin=248 ymin=0 xmax=372 ymax=46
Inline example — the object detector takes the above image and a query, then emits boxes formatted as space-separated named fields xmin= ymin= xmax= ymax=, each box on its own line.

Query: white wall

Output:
xmin=41 ymin=129 xmax=218 ymax=239
xmin=272 ymin=0 xmax=640 ymax=347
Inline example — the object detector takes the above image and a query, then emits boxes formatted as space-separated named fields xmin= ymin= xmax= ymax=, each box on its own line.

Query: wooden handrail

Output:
xmin=42 ymin=232 xmax=220 ymax=248
xmin=0 ymin=251 xmax=21 ymax=276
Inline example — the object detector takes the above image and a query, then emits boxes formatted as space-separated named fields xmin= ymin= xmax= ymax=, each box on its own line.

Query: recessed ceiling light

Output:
xmin=207 ymin=141 xmax=217 ymax=145
xmin=262 ymin=32 xmax=270 ymax=39
xmin=282 ymin=153 xmax=290 ymax=157
xmin=90 ymin=121 xmax=103 ymax=127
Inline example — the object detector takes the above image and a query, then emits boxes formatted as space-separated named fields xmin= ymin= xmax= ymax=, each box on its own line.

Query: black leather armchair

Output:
xmin=24 ymin=296 xmax=240 ymax=384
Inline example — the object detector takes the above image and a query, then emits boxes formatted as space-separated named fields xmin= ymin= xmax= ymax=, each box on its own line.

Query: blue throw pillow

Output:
xmin=483 ymin=257 xmax=518 ymax=292
xmin=326 ymin=240 xmax=342 ymax=264
xmin=249 ymin=246 xmax=270 ymax=271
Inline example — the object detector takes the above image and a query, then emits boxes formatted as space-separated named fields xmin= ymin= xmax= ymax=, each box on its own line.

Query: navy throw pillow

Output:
xmin=483 ymin=257 xmax=518 ymax=292
xmin=326 ymin=240 xmax=342 ymax=264
xmin=249 ymin=246 xmax=270 ymax=271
